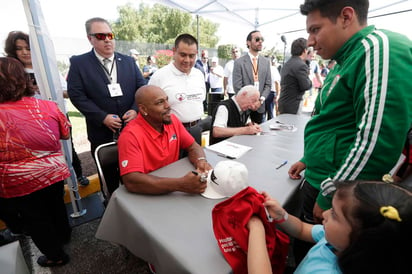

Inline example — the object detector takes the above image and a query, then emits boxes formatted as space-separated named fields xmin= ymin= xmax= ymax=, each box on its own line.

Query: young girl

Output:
xmin=247 ymin=181 xmax=412 ymax=274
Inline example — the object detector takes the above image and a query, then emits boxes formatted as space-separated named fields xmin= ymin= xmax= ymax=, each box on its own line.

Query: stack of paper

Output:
xmin=206 ymin=140 xmax=252 ymax=159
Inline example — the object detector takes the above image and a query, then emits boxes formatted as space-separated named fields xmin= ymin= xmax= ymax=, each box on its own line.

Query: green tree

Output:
xmin=112 ymin=3 xmax=146 ymax=41
xmin=217 ymin=44 xmax=237 ymax=60
xmin=189 ymin=16 xmax=219 ymax=48
xmin=112 ymin=3 xmax=219 ymax=48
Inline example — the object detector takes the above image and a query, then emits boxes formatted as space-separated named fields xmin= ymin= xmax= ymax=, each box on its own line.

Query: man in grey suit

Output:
xmin=277 ymin=38 xmax=312 ymax=114
xmin=233 ymin=30 xmax=271 ymax=124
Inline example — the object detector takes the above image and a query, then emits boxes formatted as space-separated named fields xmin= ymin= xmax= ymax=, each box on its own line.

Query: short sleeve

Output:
xmin=213 ymin=105 xmax=229 ymax=128
xmin=311 ymin=225 xmax=325 ymax=243
xmin=118 ymin=130 xmax=145 ymax=175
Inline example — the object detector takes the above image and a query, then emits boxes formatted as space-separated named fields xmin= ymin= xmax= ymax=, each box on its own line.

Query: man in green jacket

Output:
xmin=290 ymin=0 xmax=412 ymax=225
xmin=289 ymin=0 xmax=412 ymax=264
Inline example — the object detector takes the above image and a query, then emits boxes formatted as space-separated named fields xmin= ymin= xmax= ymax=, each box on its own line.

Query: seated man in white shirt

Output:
xmin=210 ymin=85 xmax=262 ymax=145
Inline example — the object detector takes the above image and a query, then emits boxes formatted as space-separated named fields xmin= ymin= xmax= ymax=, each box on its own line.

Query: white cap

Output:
xmin=130 ymin=49 xmax=139 ymax=55
xmin=201 ymin=161 xmax=248 ymax=199
xmin=211 ymin=56 xmax=218 ymax=63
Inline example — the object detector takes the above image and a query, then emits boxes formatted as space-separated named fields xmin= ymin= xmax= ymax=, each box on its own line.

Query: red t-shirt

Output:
xmin=118 ymin=113 xmax=195 ymax=175
xmin=212 ymin=187 xmax=290 ymax=274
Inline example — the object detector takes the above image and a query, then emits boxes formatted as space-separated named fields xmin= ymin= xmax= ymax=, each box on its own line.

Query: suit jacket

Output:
xmin=67 ymin=50 xmax=146 ymax=146
xmin=194 ymin=59 xmax=210 ymax=78
xmin=278 ymin=56 xmax=312 ymax=114
xmin=232 ymin=54 xmax=271 ymax=113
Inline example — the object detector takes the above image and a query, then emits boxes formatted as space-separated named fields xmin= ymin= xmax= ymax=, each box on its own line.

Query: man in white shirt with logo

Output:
xmin=149 ymin=33 xmax=206 ymax=145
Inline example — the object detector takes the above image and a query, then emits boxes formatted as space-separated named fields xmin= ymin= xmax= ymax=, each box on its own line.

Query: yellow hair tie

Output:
xmin=380 ymin=206 xmax=402 ymax=222
xmin=382 ymin=174 xmax=394 ymax=183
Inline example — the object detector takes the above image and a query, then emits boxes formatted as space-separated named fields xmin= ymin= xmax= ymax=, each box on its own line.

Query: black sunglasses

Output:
xmin=89 ymin=33 xmax=115 ymax=41
xmin=254 ymin=37 xmax=264 ymax=42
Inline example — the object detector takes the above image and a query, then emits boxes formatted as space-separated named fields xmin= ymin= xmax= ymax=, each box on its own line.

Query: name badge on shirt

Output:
xmin=108 ymin=83 xmax=123 ymax=97
xmin=254 ymin=81 xmax=260 ymax=91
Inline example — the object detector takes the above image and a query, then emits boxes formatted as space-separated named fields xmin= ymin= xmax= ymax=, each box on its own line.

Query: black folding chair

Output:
xmin=94 ymin=142 xmax=121 ymax=201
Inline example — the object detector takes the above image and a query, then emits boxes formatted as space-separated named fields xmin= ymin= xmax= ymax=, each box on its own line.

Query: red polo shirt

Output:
xmin=118 ymin=113 xmax=195 ymax=175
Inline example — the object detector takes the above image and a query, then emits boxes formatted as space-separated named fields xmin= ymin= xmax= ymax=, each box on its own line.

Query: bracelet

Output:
xmin=197 ymin=157 xmax=207 ymax=162
xmin=274 ymin=211 xmax=288 ymax=224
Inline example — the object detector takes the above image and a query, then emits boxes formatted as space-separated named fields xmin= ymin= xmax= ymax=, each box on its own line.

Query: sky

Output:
xmin=1 ymin=0 xmax=411 ymax=60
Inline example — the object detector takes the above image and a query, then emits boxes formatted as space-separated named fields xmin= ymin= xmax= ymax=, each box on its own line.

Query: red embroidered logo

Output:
xmin=175 ymin=93 xmax=186 ymax=101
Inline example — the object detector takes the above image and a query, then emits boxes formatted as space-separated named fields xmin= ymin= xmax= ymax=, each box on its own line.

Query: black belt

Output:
xmin=182 ymin=119 xmax=200 ymax=128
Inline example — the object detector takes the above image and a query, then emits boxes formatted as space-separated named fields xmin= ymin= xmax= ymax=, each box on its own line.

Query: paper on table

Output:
xmin=206 ymin=140 xmax=252 ymax=159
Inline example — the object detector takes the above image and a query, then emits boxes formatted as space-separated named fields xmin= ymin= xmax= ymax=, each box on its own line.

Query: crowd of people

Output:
xmin=1 ymin=0 xmax=412 ymax=272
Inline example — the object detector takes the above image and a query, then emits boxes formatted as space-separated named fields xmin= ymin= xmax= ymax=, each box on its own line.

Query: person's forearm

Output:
xmin=223 ymin=77 xmax=228 ymax=91
xmin=247 ymin=222 xmax=272 ymax=274
xmin=212 ymin=72 xmax=223 ymax=78
xmin=277 ymin=211 xmax=314 ymax=243
xmin=186 ymin=143 xmax=207 ymax=168
xmin=122 ymin=173 xmax=180 ymax=194
xmin=213 ymin=126 xmax=249 ymax=138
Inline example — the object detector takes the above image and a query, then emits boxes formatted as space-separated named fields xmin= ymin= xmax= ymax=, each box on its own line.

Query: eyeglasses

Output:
xmin=254 ymin=37 xmax=264 ymax=42
xmin=89 ymin=33 xmax=115 ymax=41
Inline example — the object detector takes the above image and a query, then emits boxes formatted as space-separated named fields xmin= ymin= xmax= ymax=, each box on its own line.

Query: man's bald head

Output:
xmin=136 ymin=85 xmax=157 ymax=105
xmin=135 ymin=85 xmax=172 ymax=126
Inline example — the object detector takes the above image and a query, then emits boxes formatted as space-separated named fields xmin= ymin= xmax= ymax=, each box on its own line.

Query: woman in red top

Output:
xmin=0 ymin=57 xmax=72 ymax=267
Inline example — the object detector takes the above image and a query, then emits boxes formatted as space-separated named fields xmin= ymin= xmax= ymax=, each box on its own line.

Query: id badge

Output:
xmin=108 ymin=83 xmax=123 ymax=97
xmin=254 ymin=81 xmax=260 ymax=90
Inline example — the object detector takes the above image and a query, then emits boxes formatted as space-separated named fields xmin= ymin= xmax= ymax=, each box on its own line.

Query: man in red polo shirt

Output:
xmin=118 ymin=85 xmax=212 ymax=194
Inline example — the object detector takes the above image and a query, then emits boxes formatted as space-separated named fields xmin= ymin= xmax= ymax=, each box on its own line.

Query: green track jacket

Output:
xmin=301 ymin=26 xmax=412 ymax=209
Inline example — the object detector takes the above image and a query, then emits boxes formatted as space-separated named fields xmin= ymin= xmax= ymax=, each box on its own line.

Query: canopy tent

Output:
xmin=152 ymin=0 xmax=412 ymax=48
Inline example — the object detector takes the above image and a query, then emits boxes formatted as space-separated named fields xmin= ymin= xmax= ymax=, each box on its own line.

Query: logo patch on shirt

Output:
xmin=175 ymin=93 xmax=186 ymax=101
xmin=169 ymin=134 xmax=177 ymax=142
xmin=121 ymin=160 xmax=128 ymax=168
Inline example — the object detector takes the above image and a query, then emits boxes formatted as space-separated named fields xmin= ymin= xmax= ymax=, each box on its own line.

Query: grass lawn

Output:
xmin=66 ymin=100 xmax=89 ymax=153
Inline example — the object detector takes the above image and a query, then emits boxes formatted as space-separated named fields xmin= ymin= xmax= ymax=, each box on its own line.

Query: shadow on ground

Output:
xmin=18 ymin=150 xmax=151 ymax=273
xmin=21 ymin=219 xmax=151 ymax=274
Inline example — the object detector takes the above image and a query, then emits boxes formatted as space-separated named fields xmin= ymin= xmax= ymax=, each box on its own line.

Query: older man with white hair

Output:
xmin=210 ymin=85 xmax=262 ymax=145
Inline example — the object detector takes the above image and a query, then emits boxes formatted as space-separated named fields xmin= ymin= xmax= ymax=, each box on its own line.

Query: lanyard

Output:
xmin=101 ymin=59 xmax=115 ymax=82
xmin=252 ymin=57 xmax=258 ymax=81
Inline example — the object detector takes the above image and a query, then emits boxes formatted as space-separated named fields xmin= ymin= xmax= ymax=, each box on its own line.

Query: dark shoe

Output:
xmin=78 ymin=176 xmax=89 ymax=186
xmin=0 ymin=229 xmax=18 ymax=246
xmin=37 ymin=254 xmax=69 ymax=267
